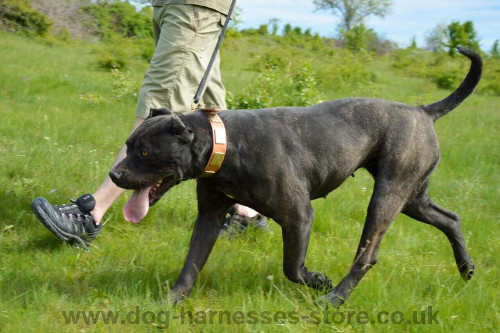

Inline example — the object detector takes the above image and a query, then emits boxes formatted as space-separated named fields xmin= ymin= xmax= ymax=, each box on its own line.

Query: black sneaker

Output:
xmin=220 ymin=207 xmax=269 ymax=236
xmin=30 ymin=194 xmax=102 ymax=250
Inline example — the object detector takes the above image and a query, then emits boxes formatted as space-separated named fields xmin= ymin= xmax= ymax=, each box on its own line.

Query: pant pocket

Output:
xmin=193 ymin=5 xmax=225 ymax=34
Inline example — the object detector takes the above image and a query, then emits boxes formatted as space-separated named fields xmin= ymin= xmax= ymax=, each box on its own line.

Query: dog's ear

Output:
xmin=171 ymin=115 xmax=194 ymax=142
xmin=171 ymin=115 xmax=186 ymax=134
xmin=149 ymin=108 xmax=172 ymax=118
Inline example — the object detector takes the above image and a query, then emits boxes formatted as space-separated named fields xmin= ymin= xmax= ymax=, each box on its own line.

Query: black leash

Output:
xmin=192 ymin=0 xmax=237 ymax=110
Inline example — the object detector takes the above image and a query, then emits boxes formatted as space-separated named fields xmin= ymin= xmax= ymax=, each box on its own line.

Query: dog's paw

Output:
xmin=459 ymin=261 xmax=475 ymax=281
xmin=163 ymin=290 xmax=185 ymax=306
xmin=313 ymin=294 xmax=330 ymax=309
xmin=309 ymin=272 xmax=333 ymax=291
xmin=314 ymin=291 xmax=346 ymax=309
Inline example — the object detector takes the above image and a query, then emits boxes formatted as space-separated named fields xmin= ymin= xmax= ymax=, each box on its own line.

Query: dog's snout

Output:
xmin=109 ymin=170 xmax=124 ymax=182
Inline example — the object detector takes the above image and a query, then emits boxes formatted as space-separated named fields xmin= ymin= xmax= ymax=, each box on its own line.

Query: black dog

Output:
xmin=110 ymin=48 xmax=480 ymax=306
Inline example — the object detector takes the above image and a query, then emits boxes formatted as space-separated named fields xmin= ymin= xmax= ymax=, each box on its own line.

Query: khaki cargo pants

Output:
xmin=135 ymin=4 xmax=227 ymax=118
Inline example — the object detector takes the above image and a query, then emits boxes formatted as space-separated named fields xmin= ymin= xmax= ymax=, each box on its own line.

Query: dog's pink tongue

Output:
xmin=123 ymin=187 xmax=151 ymax=223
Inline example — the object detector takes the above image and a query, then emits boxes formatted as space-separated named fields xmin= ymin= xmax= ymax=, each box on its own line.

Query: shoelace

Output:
xmin=55 ymin=201 xmax=90 ymax=222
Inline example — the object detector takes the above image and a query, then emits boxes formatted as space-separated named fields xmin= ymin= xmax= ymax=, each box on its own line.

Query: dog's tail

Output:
xmin=422 ymin=47 xmax=482 ymax=121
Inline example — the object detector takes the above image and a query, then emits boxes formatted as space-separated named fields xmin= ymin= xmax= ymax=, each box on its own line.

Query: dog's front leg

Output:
xmin=167 ymin=182 xmax=234 ymax=304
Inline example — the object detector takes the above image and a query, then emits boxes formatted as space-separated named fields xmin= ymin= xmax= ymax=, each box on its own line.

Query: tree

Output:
xmin=443 ymin=21 xmax=480 ymax=56
xmin=268 ymin=18 xmax=281 ymax=35
xmin=80 ymin=1 xmax=153 ymax=40
xmin=425 ymin=24 xmax=446 ymax=52
xmin=343 ymin=23 xmax=367 ymax=52
xmin=228 ymin=6 xmax=242 ymax=31
xmin=409 ymin=36 xmax=417 ymax=49
xmin=313 ymin=0 xmax=392 ymax=31
xmin=257 ymin=24 xmax=269 ymax=35
xmin=283 ymin=23 xmax=292 ymax=35
xmin=293 ymin=26 xmax=303 ymax=35
xmin=491 ymin=40 xmax=500 ymax=59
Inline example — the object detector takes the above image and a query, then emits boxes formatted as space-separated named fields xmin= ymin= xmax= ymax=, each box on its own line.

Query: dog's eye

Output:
xmin=141 ymin=150 xmax=149 ymax=157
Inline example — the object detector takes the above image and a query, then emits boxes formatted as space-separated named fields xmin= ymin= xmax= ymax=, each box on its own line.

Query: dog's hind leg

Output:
xmin=403 ymin=189 xmax=474 ymax=281
xmin=280 ymin=203 xmax=333 ymax=290
xmin=322 ymin=179 xmax=414 ymax=307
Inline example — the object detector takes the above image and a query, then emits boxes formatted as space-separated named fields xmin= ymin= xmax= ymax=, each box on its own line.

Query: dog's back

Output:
xmin=219 ymin=47 xmax=481 ymax=201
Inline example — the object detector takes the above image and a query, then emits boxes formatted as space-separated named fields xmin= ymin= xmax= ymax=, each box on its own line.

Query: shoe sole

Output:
xmin=30 ymin=197 xmax=89 ymax=251
xmin=219 ymin=214 xmax=269 ymax=237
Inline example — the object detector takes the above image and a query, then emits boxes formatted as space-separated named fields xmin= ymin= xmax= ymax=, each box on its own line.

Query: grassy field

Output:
xmin=0 ymin=31 xmax=498 ymax=332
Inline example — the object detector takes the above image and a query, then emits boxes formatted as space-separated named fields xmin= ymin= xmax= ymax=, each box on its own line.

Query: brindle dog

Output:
xmin=110 ymin=47 xmax=480 ymax=306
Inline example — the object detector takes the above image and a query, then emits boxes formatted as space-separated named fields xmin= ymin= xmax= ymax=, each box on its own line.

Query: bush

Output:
xmin=316 ymin=49 xmax=378 ymax=96
xmin=97 ymin=55 xmax=127 ymax=70
xmin=0 ymin=0 xmax=52 ymax=36
xmin=342 ymin=24 xmax=367 ymax=53
xmin=226 ymin=54 xmax=323 ymax=109
xmin=477 ymin=58 xmax=500 ymax=95
xmin=134 ymin=37 xmax=156 ymax=62
xmin=391 ymin=48 xmax=500 ymax=96
xmin=110 ymin=69 xmax=139 ymax=100
xmin=288 ymin=64 xmax=323 ymax=106
xmin=80 ymin=1 xmax=153 ymax=41
xmin=391 ymin=48 xmax=433 ymax=75
xmin=95 ymin=36 xmax=132 ymax=70
xmin=432 ymin=68 xmax=461 ymax=89
xmin=80 ymin=68 xmax=140 ymax=105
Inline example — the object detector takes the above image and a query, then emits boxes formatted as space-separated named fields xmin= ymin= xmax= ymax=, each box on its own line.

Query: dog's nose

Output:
xmin=109 ymin=170 xmax=123 ymax=182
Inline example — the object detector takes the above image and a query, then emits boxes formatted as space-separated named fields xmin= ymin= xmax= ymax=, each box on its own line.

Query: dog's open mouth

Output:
xmin=149 ymin=177 xmax=179 ymax=205
xmin=123 ymin=176 xmax=178 ymax=223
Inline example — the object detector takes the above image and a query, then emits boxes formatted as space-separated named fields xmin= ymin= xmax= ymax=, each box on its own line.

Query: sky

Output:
xmin=235 ymin=0 xmax=500 ymax=51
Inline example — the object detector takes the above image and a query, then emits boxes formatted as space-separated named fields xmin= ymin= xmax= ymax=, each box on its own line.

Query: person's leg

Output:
xmin=30 ymin=117 xmax=145 ymax=249
xmin=31 ymin=6 xmax=167 ymax=247
xmin=234 ymin=205 xmax=258 ymax=217
xmin=185 ymin=6 xmax=265 ymax=225
xmin=92 ymin=6 xmax=166 ymax=223
xmin=135 ymin=4 xmax=202 ymax=116
xmin=91 ymin=117 xmax=144 ymax=224
xmin=31 ymin=4 xmax=264 ymax=248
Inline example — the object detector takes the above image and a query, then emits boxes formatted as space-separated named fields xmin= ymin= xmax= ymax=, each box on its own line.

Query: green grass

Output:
xmin=0 ymin=31 xmax=498 ymax=332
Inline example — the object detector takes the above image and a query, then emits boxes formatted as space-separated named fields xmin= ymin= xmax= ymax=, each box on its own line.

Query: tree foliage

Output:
xmin=491 ymin=40 xmax=500 ymax=59
xmin=0 ymin=0 xmax=52 ymax=36
xmin=81 ymin=1 xmax=153 ymax=40
xmin=443 ymin=21 xmax=480 ymax=56
xmin=337 ymin=22 xmax=393 ymax=54
xmin=425 ymin=21 xmax=481 ymax=56
xmin=342 ymin=23 xmax=367 ymax=52
xmin=425 ymin=24 xmax=446 ymax=52
xmin=313 ymin=0 xmax=392 ymax=31
xmin=268 ymin=18 xmax=281 ymax=35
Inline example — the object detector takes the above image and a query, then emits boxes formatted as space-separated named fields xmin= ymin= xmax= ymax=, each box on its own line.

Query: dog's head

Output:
xmin=110 ymin=108 xmax=194 ymax=209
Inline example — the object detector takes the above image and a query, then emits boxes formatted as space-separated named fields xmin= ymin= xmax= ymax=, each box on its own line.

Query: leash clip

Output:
xmin=191 ymin=100 xmax=199 ymax=111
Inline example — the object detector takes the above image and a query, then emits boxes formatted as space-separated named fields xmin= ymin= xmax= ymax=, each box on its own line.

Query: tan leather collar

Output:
xmin=200 ymin=110 xmax=227 ymax=177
